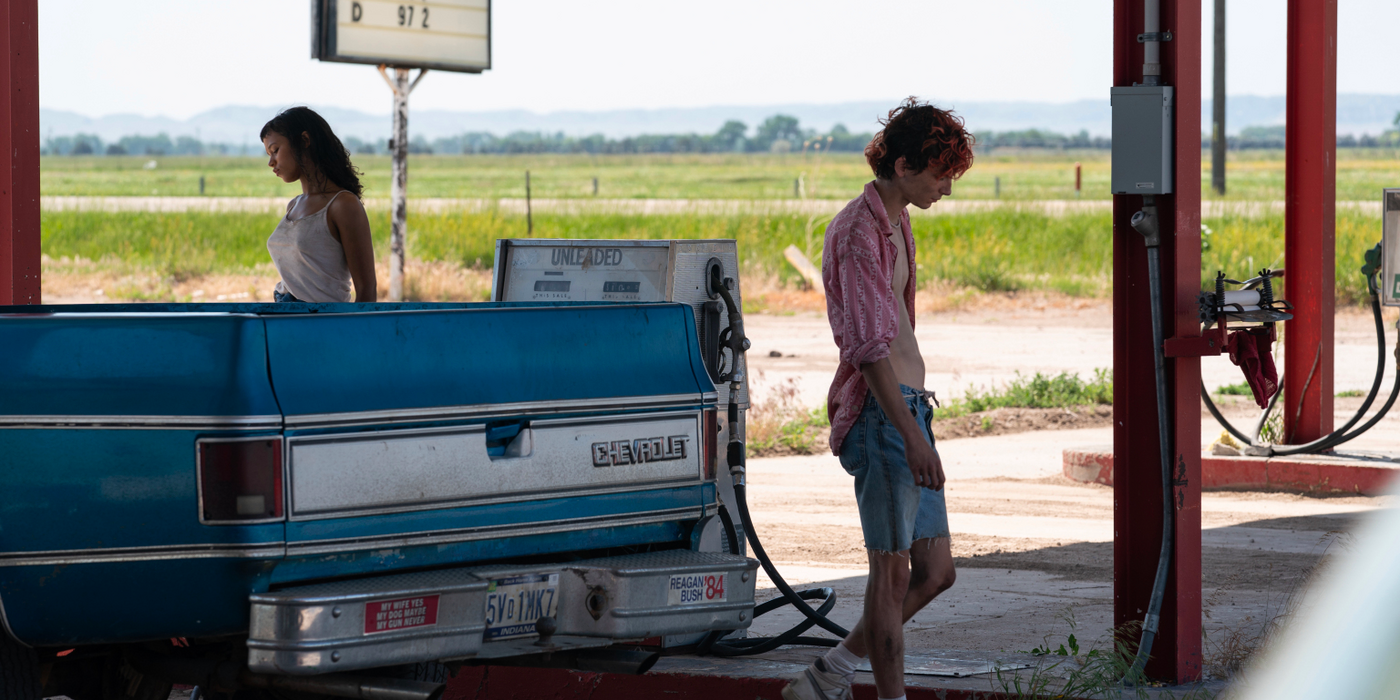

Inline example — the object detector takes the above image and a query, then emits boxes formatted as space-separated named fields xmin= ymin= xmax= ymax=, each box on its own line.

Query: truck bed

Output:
xmin=0 ymin=301 xmax=720 ymax=647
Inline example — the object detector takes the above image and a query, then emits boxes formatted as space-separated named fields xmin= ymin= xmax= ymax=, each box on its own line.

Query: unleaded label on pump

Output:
xmin=668 ymin=572 xmax=727 ymax=605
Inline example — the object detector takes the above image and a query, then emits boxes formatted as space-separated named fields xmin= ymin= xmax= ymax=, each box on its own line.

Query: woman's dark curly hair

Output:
xmin=865 ymin=97 xmax=975 ymax=181
xmin=260 ymin=106 xmax=364 ymax=198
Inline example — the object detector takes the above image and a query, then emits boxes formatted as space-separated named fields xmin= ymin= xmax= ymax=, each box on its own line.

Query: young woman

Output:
xmin=261 ymin=107 xmax=377 ymax=302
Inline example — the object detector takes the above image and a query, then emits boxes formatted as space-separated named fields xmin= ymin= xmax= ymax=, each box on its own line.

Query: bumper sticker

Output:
xmin=668 ymin=572 xmax=727 ymax=605
xmin=364 ymin=595 xmax=440 ymax=634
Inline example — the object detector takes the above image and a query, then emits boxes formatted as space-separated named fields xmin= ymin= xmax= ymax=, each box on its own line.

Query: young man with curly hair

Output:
xmin=784 ymin=98 xmax=975 ymax=700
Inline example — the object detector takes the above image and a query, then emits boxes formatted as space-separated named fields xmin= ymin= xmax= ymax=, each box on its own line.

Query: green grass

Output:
xmin=40 ymin=203 xmax=1386 ymax=305
xmin=38 ymin=206 xmax=1117 ymax=298
xmin=1202 ymin=207 xmax=1382 ymax=304
xmin=37 ymin=149 xmax=1400 ymax=201
xmin=931 ymin=369 xmax=1114 ymax=420
xmin=37 ymin=149 xmax=1395 ymax=304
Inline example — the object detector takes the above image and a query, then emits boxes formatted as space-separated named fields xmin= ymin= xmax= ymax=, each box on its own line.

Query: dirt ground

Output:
xmin=739 ymin=302 xmax=1398 ymax=679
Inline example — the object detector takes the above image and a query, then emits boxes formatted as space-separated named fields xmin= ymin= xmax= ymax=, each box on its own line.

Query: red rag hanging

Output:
xmin=1226 ymin=329 xmax=1275 ymax=409
xmin=1251 ymin=327 xmax=1279 ymax=406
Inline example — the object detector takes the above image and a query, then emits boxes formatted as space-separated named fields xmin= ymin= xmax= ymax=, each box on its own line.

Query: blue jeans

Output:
xmin=838 ymin=385 xmax=950 ymax=552
xmin=273 ymin=288 xmax=303 ymax=303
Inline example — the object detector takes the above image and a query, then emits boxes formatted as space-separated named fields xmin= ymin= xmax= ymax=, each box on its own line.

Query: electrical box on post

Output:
xmin=1111 ymin=86 xmax=1175 ymax=195
xmin=1384 ymin=189 xmax=1400 ymax=307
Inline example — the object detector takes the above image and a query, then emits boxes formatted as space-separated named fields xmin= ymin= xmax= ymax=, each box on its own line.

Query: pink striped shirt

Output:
xmin=823 ymin=181 xmax=916 ymax=456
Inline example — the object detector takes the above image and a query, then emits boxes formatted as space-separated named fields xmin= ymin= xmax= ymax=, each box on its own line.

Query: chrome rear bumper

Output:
xmin=248 ymin=550 xmax=756 ymax=675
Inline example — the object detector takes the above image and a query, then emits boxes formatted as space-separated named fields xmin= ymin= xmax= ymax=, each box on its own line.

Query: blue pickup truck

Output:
xmin=0 ymin=244 xmax=757 ymax=700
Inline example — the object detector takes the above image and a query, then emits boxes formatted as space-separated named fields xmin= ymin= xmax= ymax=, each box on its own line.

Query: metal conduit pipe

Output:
xmin=1125 ymin=195 xmax=1175 ymax=684
xmin=1142 ymin=0 xmax=1162 ymax=85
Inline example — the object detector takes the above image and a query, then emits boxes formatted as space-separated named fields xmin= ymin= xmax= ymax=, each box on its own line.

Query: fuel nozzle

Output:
xmin=1362 ymin=242 xmax=1383 ymax=296
xmin=1131 ymin=195 xmax=1161 ymax=248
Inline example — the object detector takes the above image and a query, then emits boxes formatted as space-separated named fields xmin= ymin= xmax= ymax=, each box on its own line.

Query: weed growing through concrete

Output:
xmin=999 ymin=612 xmax=1219 ymax=699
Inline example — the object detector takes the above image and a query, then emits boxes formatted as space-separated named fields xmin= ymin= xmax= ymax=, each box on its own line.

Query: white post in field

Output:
xmin=378 ymin=65 xmax=427 ymax=302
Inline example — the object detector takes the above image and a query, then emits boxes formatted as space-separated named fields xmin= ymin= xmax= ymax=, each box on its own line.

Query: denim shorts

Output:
xmin=838 ymin=385 xmax=951 ymax=553
xmin=273 ymin=288 xmax=303 ymax=303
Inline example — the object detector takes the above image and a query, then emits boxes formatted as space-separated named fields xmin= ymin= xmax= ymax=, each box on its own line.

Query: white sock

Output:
xmin=878 ymin=696 xmax=906 ymax=700
xmin=821 ymin=641 xmax=862 ymax=680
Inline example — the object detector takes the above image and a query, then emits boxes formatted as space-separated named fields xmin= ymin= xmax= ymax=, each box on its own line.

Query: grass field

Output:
xmin=37 ymin=149 xmax=1397 ymax=304
xmin=39 ymin=205 xmax=1387 ymax=305
xmin=38 ymin=149 xmax=1400 ymax=201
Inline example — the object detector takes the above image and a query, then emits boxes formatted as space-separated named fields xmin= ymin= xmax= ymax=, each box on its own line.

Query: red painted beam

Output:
xmin=1112 ymin=0 xmax=1203 ymax=684
xmin=1282 ymin=0 xmax=1337 ymax=445
xmin=1064 ymin=447 xmax=1399 ymax=496
xmin=0 ymin=0 xmax=41 ymax=305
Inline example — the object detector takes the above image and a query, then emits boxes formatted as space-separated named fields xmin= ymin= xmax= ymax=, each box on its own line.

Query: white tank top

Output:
xmin=267 ymin=191 xmax=355 ymax=303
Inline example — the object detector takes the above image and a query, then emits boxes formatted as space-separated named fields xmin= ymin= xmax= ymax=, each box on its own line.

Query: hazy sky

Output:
xmin=39 ymin=0 xmax=1400 ymax=119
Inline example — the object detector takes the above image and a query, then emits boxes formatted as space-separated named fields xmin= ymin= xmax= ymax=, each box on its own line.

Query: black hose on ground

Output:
xmin=694 ymin=488 xmax=844 ymax=656
xmin=690 ymin=275 xmax=850 ymax=658
xmin=1270 ymin=292 xmax=1394 ymax=455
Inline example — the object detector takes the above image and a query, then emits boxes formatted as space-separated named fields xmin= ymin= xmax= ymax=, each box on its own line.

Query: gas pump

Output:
xmin=1200 ymin=190 xmax=1400 ymax=454
xmin=492 ymin=239 xmax=751 ymax=555
xmin=491 ymin=239 xmax=851 ymax=654
xmin=1384 ymin=189 xmax=1400 ymax=307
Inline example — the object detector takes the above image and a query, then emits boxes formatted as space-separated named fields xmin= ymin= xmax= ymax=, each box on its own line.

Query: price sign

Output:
xmin=313 ymin=0 xmax=491 ymax=74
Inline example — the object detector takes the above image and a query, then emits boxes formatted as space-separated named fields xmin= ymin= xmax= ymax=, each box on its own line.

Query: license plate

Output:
xmin=668 ymin=572 xmax=727 ymax=605
xmin=484 ymin=573 xmax=559 ymax=640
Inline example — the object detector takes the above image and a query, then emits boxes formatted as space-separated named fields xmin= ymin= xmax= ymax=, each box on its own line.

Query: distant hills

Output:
xmin=39 ymin=94 xmax=1400 ymax=148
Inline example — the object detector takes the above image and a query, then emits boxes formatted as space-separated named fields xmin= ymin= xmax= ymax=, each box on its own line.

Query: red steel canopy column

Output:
xmin=1283 ymin=0 xmax=1337 ymax=445
xmin=1112 ymin=0 xmax=1204 ymax=684
xmin=0 ymin=0 xmax=40 ymax=305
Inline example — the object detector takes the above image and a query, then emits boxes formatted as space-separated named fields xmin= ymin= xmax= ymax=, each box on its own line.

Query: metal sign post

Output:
xmin=378 ymin=65 xmax=427 ymax=301
xmin=313 ymin=0 xmax=490 ymax=301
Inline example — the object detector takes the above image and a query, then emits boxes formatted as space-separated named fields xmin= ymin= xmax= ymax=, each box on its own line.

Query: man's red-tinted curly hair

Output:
xmin=865 ymin=97 xmax=975 ymax=181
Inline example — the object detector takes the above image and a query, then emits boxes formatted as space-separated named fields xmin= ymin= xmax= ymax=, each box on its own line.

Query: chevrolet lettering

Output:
xmin=592 ymin=435 xmax=689 ymax=466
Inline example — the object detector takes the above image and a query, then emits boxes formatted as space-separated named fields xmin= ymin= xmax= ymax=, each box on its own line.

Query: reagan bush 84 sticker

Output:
xmin=668 ymin=572 xmax=726 ymax=605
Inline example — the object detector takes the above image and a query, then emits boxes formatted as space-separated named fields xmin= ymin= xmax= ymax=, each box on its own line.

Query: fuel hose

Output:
xmin=692 ymin=276 xmax=850 ymax=657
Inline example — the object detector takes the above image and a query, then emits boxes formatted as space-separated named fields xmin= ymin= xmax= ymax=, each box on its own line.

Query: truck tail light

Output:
xmin=703 ymin=409 xmax=718 ymax=481
xmin=198 ymin=438 xmax=284 ymax=523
